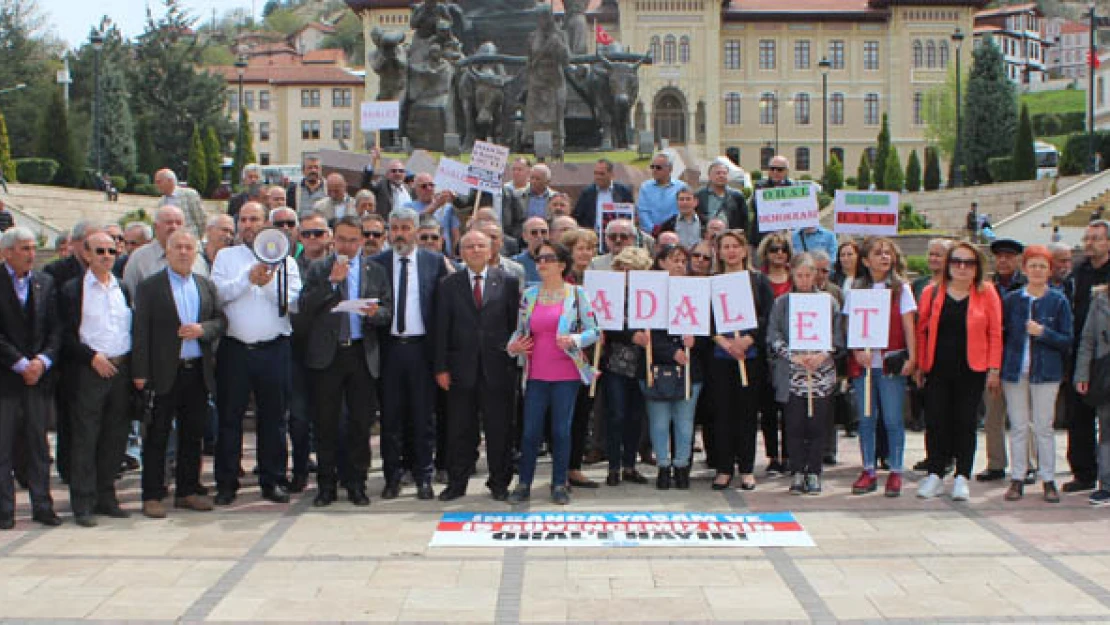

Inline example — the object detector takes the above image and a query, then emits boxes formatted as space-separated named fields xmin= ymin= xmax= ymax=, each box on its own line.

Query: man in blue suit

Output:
xmin=372 ymin=207 xmax=449 ymax=500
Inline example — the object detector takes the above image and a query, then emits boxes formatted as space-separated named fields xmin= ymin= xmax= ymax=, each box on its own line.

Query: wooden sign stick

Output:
xmin=685 ymin=346 xmax=691 ymax=400
xmin=735 ymin=331 xmax=749 ymax=386
xmin=589 ymin=331 xmax=604 ymax=398
xmin=865 ymin=349 xmax=873 ymax=418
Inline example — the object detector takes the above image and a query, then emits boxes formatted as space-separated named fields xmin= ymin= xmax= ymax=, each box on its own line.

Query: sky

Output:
xmin=45 ymin=0 xmax=258 ymax=49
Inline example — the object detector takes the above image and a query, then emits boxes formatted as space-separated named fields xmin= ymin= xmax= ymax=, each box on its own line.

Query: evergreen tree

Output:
xmin=134 ymin=115 xmax=158 ymax=178
xmin=923 ymin=147 xmax=941 ymax=191
xmin=38 ymin=90 xmax=81 ymax=187
xmin=963 ymin=36 xmax=1018 ymax=185
xmin=0 ymin=110 xmax=16 ymax=182
xmin=873 ymin=114 xmax=891 ymax=190
xmin=232 ymin=107 xmax=256 ymax=187
xmin=823 ymin=153 xmax=843 ymax=193
xmin=857 ymin=152 xmax=871 ymax=190
xmin=203 ymin=126 xmax=222 ymax=196
xmin=1011 ymin=103 xmax=1036 ymax=181
xmin=93 ymin=61 xmax=137 ymax=178
xmin=188 ymin=125 xmax=208 ymax=195
xmin=905 ymin=149 xmax=922 ymax=192
xmin=882 ymin=147 xmax=904 ymax=192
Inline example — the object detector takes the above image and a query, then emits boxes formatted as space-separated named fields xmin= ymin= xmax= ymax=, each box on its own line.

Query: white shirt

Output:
xmin=391 ymin=183 xmax=412 ymax=211
xmin=391 ymin=250 xmax=425 ymax=337
xmin=211 ymin=244 xmax=302 ymax=344
xmin=79 ymin=270 xmax=132 ymax=358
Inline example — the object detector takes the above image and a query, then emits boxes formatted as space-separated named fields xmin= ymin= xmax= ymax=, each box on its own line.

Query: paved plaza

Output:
xmin=1 ymin=430 xmax=1109 ymax=624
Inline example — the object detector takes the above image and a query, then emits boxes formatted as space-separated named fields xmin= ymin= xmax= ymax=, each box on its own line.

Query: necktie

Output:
xmin=337 ymin=262 xmax=351 ymax=343
xmin=397 ymin=256 xmax=410 ymax=335
xmin=473 ymin=274 xmax=483 ymax=309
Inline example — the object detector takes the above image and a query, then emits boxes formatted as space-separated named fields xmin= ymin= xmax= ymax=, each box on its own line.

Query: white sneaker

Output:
xmin=951 ymin=476 xmax=970 ymax=501
xmin=917 ymin=473 xmax=944 ymax=499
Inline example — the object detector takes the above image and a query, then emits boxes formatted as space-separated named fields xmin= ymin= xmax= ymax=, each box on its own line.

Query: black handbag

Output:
xmin=605 ymin=342 xmax=641 ymax=378
xmin=1082 ymin=352 xmax=1110 ymax=407
xmin=643 ymin=364 xmax=686 ymax=401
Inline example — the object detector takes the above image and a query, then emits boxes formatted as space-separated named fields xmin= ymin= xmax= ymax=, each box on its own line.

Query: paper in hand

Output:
xmin=331 ymin=298 xmax=380 ymax=315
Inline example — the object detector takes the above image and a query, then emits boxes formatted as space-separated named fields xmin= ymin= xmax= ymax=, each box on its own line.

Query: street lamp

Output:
xmin=234 ymin=54 xmax=248 ymax=181
xmin=1088 ymin=4 xmax=1097 ymax=174
xmin=819 ymin=56 xmax=831 ymax=178
xmin=951 ymin=27 xmax=965 ymax=188
xmin=90 ymin=30 xmax=104 ymax=175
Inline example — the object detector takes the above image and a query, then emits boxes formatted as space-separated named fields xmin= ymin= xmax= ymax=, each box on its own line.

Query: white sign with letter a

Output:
xmin=667 ymin=277 xmax=711 ymax=336
xmin=846 ymin=288 xmax=891 ymax=349
xmin=583 ymin=270 xmax=626 ymax=331
xmin=710 ymin=272 xmax=758 ymax=333
xmin=627 ymin=271 xmax=669 ymax=330
xmin=788 ymin=293 xmax=832 ymax=352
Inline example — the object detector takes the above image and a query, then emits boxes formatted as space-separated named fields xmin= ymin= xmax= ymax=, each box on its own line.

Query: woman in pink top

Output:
xmin=507 ymin=241 xmax=599 ymax=505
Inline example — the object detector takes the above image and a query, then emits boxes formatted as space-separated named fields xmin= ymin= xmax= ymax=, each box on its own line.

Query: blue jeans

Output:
xmin=643 ymin=382 xmax=702 ymax=469
xmin=604 ymin=375 xmax=646 ymax=471
xmin=518 ymin=380 xmax=579 ymax=488
xmin=852 ymin=372 xmax=906 ymax=472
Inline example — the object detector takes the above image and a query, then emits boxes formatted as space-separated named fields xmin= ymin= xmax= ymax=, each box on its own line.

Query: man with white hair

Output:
xmin=228 ymin=164 xmax=264 ymax=220
xmin=313 ymin=173 xmax=355 ymax=221
xmin=123 ymin=205 xmax=208 ymax=297
xmin=519 ymin=163 xmax=556 ymax=221
xmin=0 ymin=227 xmax=63 ymax=528
xmin=203 ymin=215 xmax=236 ymax=270
xmin=155 ymin=168 xmax=206 ymax=239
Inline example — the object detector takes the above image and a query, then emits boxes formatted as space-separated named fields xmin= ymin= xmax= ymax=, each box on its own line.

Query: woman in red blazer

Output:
xmin=914 ymin=241 xmax=1003 ymax=502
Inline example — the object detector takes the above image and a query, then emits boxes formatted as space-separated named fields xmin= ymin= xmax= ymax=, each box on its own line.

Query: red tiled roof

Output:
xmin=1061 ymin=21 xmax=1089 ymax=35
xmin=294 ymin=21 xmax=337 ymax=35
xmin=207 ymin=65 xmax=364 ymax=86
xmin=304 ymin=49 xmax=346 ymax=64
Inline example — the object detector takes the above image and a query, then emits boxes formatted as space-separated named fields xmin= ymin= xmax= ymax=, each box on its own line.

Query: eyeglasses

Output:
xmin=417 ymin=183 xmax=434 ymax=189
xmin=110 ymin=234 xmax=124 ymax=242
xmin=769 ymin=166 xmax=787 ymax=172
xmin=273 ymin=220 xmax=297 ymax=228
xmin=768 ymin=246 xmax=787 ymax=254
xmin=419 ymin=233 xmax=441 ymax=242
xmin=301 ymin=229 xmax=328 ymax=239
xmin=536 ymin=254 xmax=560 ymax=264
xmin=691 ymin=252 xmax=712 ymax=260
xmin=93 ymin=247 xmax=118 ymax=256
xmin=528 ymin=229 xmax=549 ymax=237
xmin=650 ymin=164 xmax=667 ymax=170
xmin=607 ymin=233 xmax=631 ymax=241
xmin=949 ymin=257 xmax=978 ymax=268
xmin=363 ymin=230 xmax=385 ymax=238
xmin=389 ymin=168 xmax=406 ymax=173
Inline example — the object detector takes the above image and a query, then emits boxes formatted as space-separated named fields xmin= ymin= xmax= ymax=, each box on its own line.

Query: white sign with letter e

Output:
xmin=627 ymin=271 xmax=669 ymax=329
xmin=667 ymin=277 xmax=711 ymax=336
xmin=583 ymin=270 xmax=626 ymax=331
xmin=710 ymin=272 xmax=758 ymax=333
xmin=788 ymin=293 xmax=832 ymax=352
xmin=360 ymin=101 xmax=400 ymax=131
xmin=846 ymin=288 xmax=891 ymax=349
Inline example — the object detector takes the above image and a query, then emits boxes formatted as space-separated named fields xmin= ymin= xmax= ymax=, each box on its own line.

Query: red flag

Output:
xmin=1088 ymin=49 xmax=1101 ymax=69
xmin=596 ymin=24 xmax=614 ymax=46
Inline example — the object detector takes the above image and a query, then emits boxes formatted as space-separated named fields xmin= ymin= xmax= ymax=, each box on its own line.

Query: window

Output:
xmin=794 ymin=92 xmax=810 ymax=125
xmin=926 ymin=40 xmax=937 ymax=68
xmin=939 ymin=41 xmax=949 ymax=68
xmin=913 ymin=91 xmax=925 ymax=125
xmin=759 ymin=92 xmax=776 ymax=125
xmin=227 ymin=90 xmax=239 ymax=112
xmin=829 ymin=40 xmax=845 ymax=69
xmin=863 ymin=41 xmax=879 ymax=70
xmin=664 ymin=35 xmax=676 ymax=64
xmin=913 ymin=40 xmax=923 ymax=68
xmin=679 ymin=36 xmax=690 ymax=64
xmin=760 ymin=146 xmax=775 ymax=169
xmin=724 ymin=40 xmax=741 ymax=69
xmin=260 ymin=153 xmax=271 ymax=166
xmin=301 ymin=89 xmax=320 ymax=107
xmin=725 ymin=92 xmax=741 ymax=125
xmin=759 ymin=40 xmax=776 ymax=70
xmin=794 ymin=40 xmax=810 ymax=69
xmin=244 ymin=91 xmax=255 ymax=110
xmin=795 ymin=147 xmax=810 ymax=172
xmin=650 ymin=36 xmax=661 ymax=61
xmin=864 ymin=93 xmax=880 ymax=125
xmin=301 ymin=120 xmax=320 ymax=140
xmin=830 ymin=93 xmax=844 ymax=125
xmin=332 ymin=120 xmax=352 ymax=139
xmin=259 ymin=121 xmax=271 ymax=142
xmin=332 ymin=88 xmax=352 ymax=107
xmin=259 ymin=90 xmax=271 ymax=111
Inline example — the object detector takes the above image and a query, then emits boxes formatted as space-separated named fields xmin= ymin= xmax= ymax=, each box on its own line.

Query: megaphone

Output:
xmin=251 ymin=227 xmax=292 ymax=316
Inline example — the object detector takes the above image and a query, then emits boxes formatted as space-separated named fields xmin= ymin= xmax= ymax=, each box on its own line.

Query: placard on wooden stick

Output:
xmin=583 ymin=270 xmax=626 ymax=332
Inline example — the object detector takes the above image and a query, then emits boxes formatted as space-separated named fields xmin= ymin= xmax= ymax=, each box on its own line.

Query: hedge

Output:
xmin=14 ymin=158 xmax=59 ymax=184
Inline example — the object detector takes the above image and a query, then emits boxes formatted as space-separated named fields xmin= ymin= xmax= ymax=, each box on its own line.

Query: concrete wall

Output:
xmin=901 ymin=175 xmax=1087 ymax=233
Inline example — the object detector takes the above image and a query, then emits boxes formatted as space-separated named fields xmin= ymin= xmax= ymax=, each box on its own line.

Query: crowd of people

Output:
xmin=2 ymin=151 xmax=1109 ymax=530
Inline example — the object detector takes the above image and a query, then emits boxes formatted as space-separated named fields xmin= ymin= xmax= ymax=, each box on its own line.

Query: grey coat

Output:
xmin=766 ymin=291 xmax=846 ymax=405
xmin=1074 ymin=288 xmax=1110 ymax=387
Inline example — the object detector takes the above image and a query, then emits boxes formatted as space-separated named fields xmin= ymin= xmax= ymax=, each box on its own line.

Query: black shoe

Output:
xmin=416 ymin=483 xmax=435 ymax=500
xmin=93 ymin=504 xmax=130 ymax=518
xmin=313 ymin=489 xmax=336 ymax=507
xmin=288 ymin=474 xmax=308 ymax=494
xmin=490 ymin=487 xmax=509 ymax=502
xmin=605 ymin=470 xmax=620 ymax=486
xmin=202 ymin=442 xmax=216 ymax=456
xmin=195 ymin=484 xmax=210 ymax=496
xmin=622 ymin=469 xmax=648 ymax=484
xmin=822 ymin=454 xmax=837 ymax=466
xmin=913 ymin=458 xmax=930 ymax=472
xmin=1024 ymin=468 xmax=1037 ymax=486
xmin=381 ymin=482 xmax=400 ymax=500
xmin=74 ymin=513 xmax=98 ymax=528
xmin=0 ymin=516 xmax=13 ymax=530
xmin=674 ymin=466 xmax=691 ymax=490
xmin=121 ymin=456 xmax=140 ymax=472
xmin=1063 ymin=479 xmax=1097 ymax=493
xmin=32 ymin=510 xmax=62 ymax=527
xmin=347 ymin=486 xmax=370 ymax=507
xmin=261 ymin=485 xmax=290 ymax=504
xmin=711 ymin=475 xmax=732 ymax=491
xmin=438 ymin=486 xmax=466 ymax=502
xmin=568 ymin=475 xmax=600 ymax=489
xmin=214 ymin=490 xmax=236 ymax=506
xmin=551 ymin=485 xmax=570 ymax=505
xmin=507 ymin=485 xmax=531 ymax=504
xmin=976 ymin=469 xmax=1006 ymax=482
xmin=656 ymin=467 xmax=672 ymax=490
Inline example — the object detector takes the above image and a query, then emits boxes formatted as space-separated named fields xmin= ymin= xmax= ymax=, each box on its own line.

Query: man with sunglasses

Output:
xmin=286 ymin=155 xmax=327 ymax=213
xmin=59 ymin=232 xmax=134 ymax=527
xmin=113 ymin=222 xmax=152 ymax=279
xmin=750 ymin=155 xmax=794 ymax=246
xmin=361 ymin=213 xmax=389 ymax=256
xmin=511 ymin=216 xmax=549 ymax=285
xmin=365 ymin=151 xmax=411 ymax=219
xmin=407 ymin=173 xmax=461 ymax=258
xmin=637 ymin=152 xmax=687 ymax=235
xmin=589 ymin=219 xmax=640 ymax=271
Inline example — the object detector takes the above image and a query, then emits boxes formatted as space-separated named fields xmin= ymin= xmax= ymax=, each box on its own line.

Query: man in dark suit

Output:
xmin=363 ymin=149 xmax=412 ymax=220
xmin=131 ymin=231 xmax=225 ymax=519
xmin=750 ymin=154 xmax=794 ymax=246
xmin=372 ymin=207 xmax=449 ymax=500
xmin=299 ymin=216 xmax=392 ymax=507
xmin=574 ymin=158 xmax=636 ymax=236
xmin=434 ymin=230 xmax=520 ymax=501
xmin=0 ymin=228 xmax=63 ymax=528
xmin=695 ymin=159 xmax=748 ymax=234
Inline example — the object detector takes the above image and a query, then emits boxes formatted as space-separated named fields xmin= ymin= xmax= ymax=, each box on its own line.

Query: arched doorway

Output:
xmin=653 ymin=89 xmax=687 ymax=145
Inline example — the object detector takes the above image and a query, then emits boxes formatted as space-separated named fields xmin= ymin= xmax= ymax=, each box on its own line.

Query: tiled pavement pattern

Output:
xmin=2 ymin=431 xmax=1110 ymax=624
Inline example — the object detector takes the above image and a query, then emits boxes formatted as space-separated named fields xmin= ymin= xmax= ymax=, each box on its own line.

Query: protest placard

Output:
xmin=627 ymin=271 xmax=668 ymax=329
xmin=433 ymin=158 xmax=475 ymax=196
xmin=845 ymin=288 xmax=892 ymax=349
xmin=360 ymin=101 xmax=400 ymax=131
xmin=833 ymin=191 xmax=900 ymax=236
xmin=756 ymin=185 xmax=820 ymax=232
xmin=787 ymin=293 xmax=833 ymax=352
xmin=668 ymin=277 xmax=712 ymax=336
xmin=710 ymin=272 xmax=758 ymax=333
xmin=467 ymin=165 xmax=502 ymax=193
xmin=600 ymin=202 xmax=636 ymax=242
xmin=583 ymin=270 xmax=626 ymax=331
xmin=470 ymin=140 xmax=511 ymax=174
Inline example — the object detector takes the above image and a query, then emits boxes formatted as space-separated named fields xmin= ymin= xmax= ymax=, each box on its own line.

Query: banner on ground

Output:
xmin=360 ymin=101 xmax=400 ymax=131
xmin=430 ymin=511 xmax=815 ymax=548
xmin=756 ymin=185 xmax=820 ymax=232
xmin=833 ymin=191 xmax=900 ymax=236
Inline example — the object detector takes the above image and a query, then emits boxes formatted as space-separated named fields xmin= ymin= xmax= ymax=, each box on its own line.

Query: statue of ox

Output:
xmin=589 ymin=50 xmax=644 ymax=150
xmin=453 ymin=43 xmax=513 ymax=148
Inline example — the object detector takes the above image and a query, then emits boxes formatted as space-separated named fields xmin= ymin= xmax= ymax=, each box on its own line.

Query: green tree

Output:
xmin=0 ymin=0 xmax=65 ymax=158
xmin=0 ymin=110 xmax=16 ymax=182
xmin=187 ymin=125 xmax=208 ymax=194
xmin=822 ymin=153 xmax=843 ymax=193
xmin=204 ymin=126 xmax=223 ymax=196
xmin=856 ymin=151 xmax=871 ymax=190
xmin=38 ymin=90 xmax=81 ymax=187
xmin=321 ymin=12 xmax=365 ymax=67
xmin=882 ymin=147 xmax=903 ymax=192
xmin=905 ymin=149 xmax=922 ymax=192
xmin=923 ymin=65 xmax=966 ymax=160
xmin=923 ymin=146 xmax=942 ymax=191
xmin=232 ymin=107 xmax=256 ymax=186
xmin=1011 ymin=103 xmax=1036 ymax=181
xmin=263 ymin=8 xmax=307 ymax=36
xmin=134 ymin=115 xmax=158 ymax=178
xmin=873 ymin=114 xmax=892 ymax=190
xmin=963 ymin=36 xmax=1018 ymax=184
xmin=93 ymin=61 xmax=137 ymax=177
